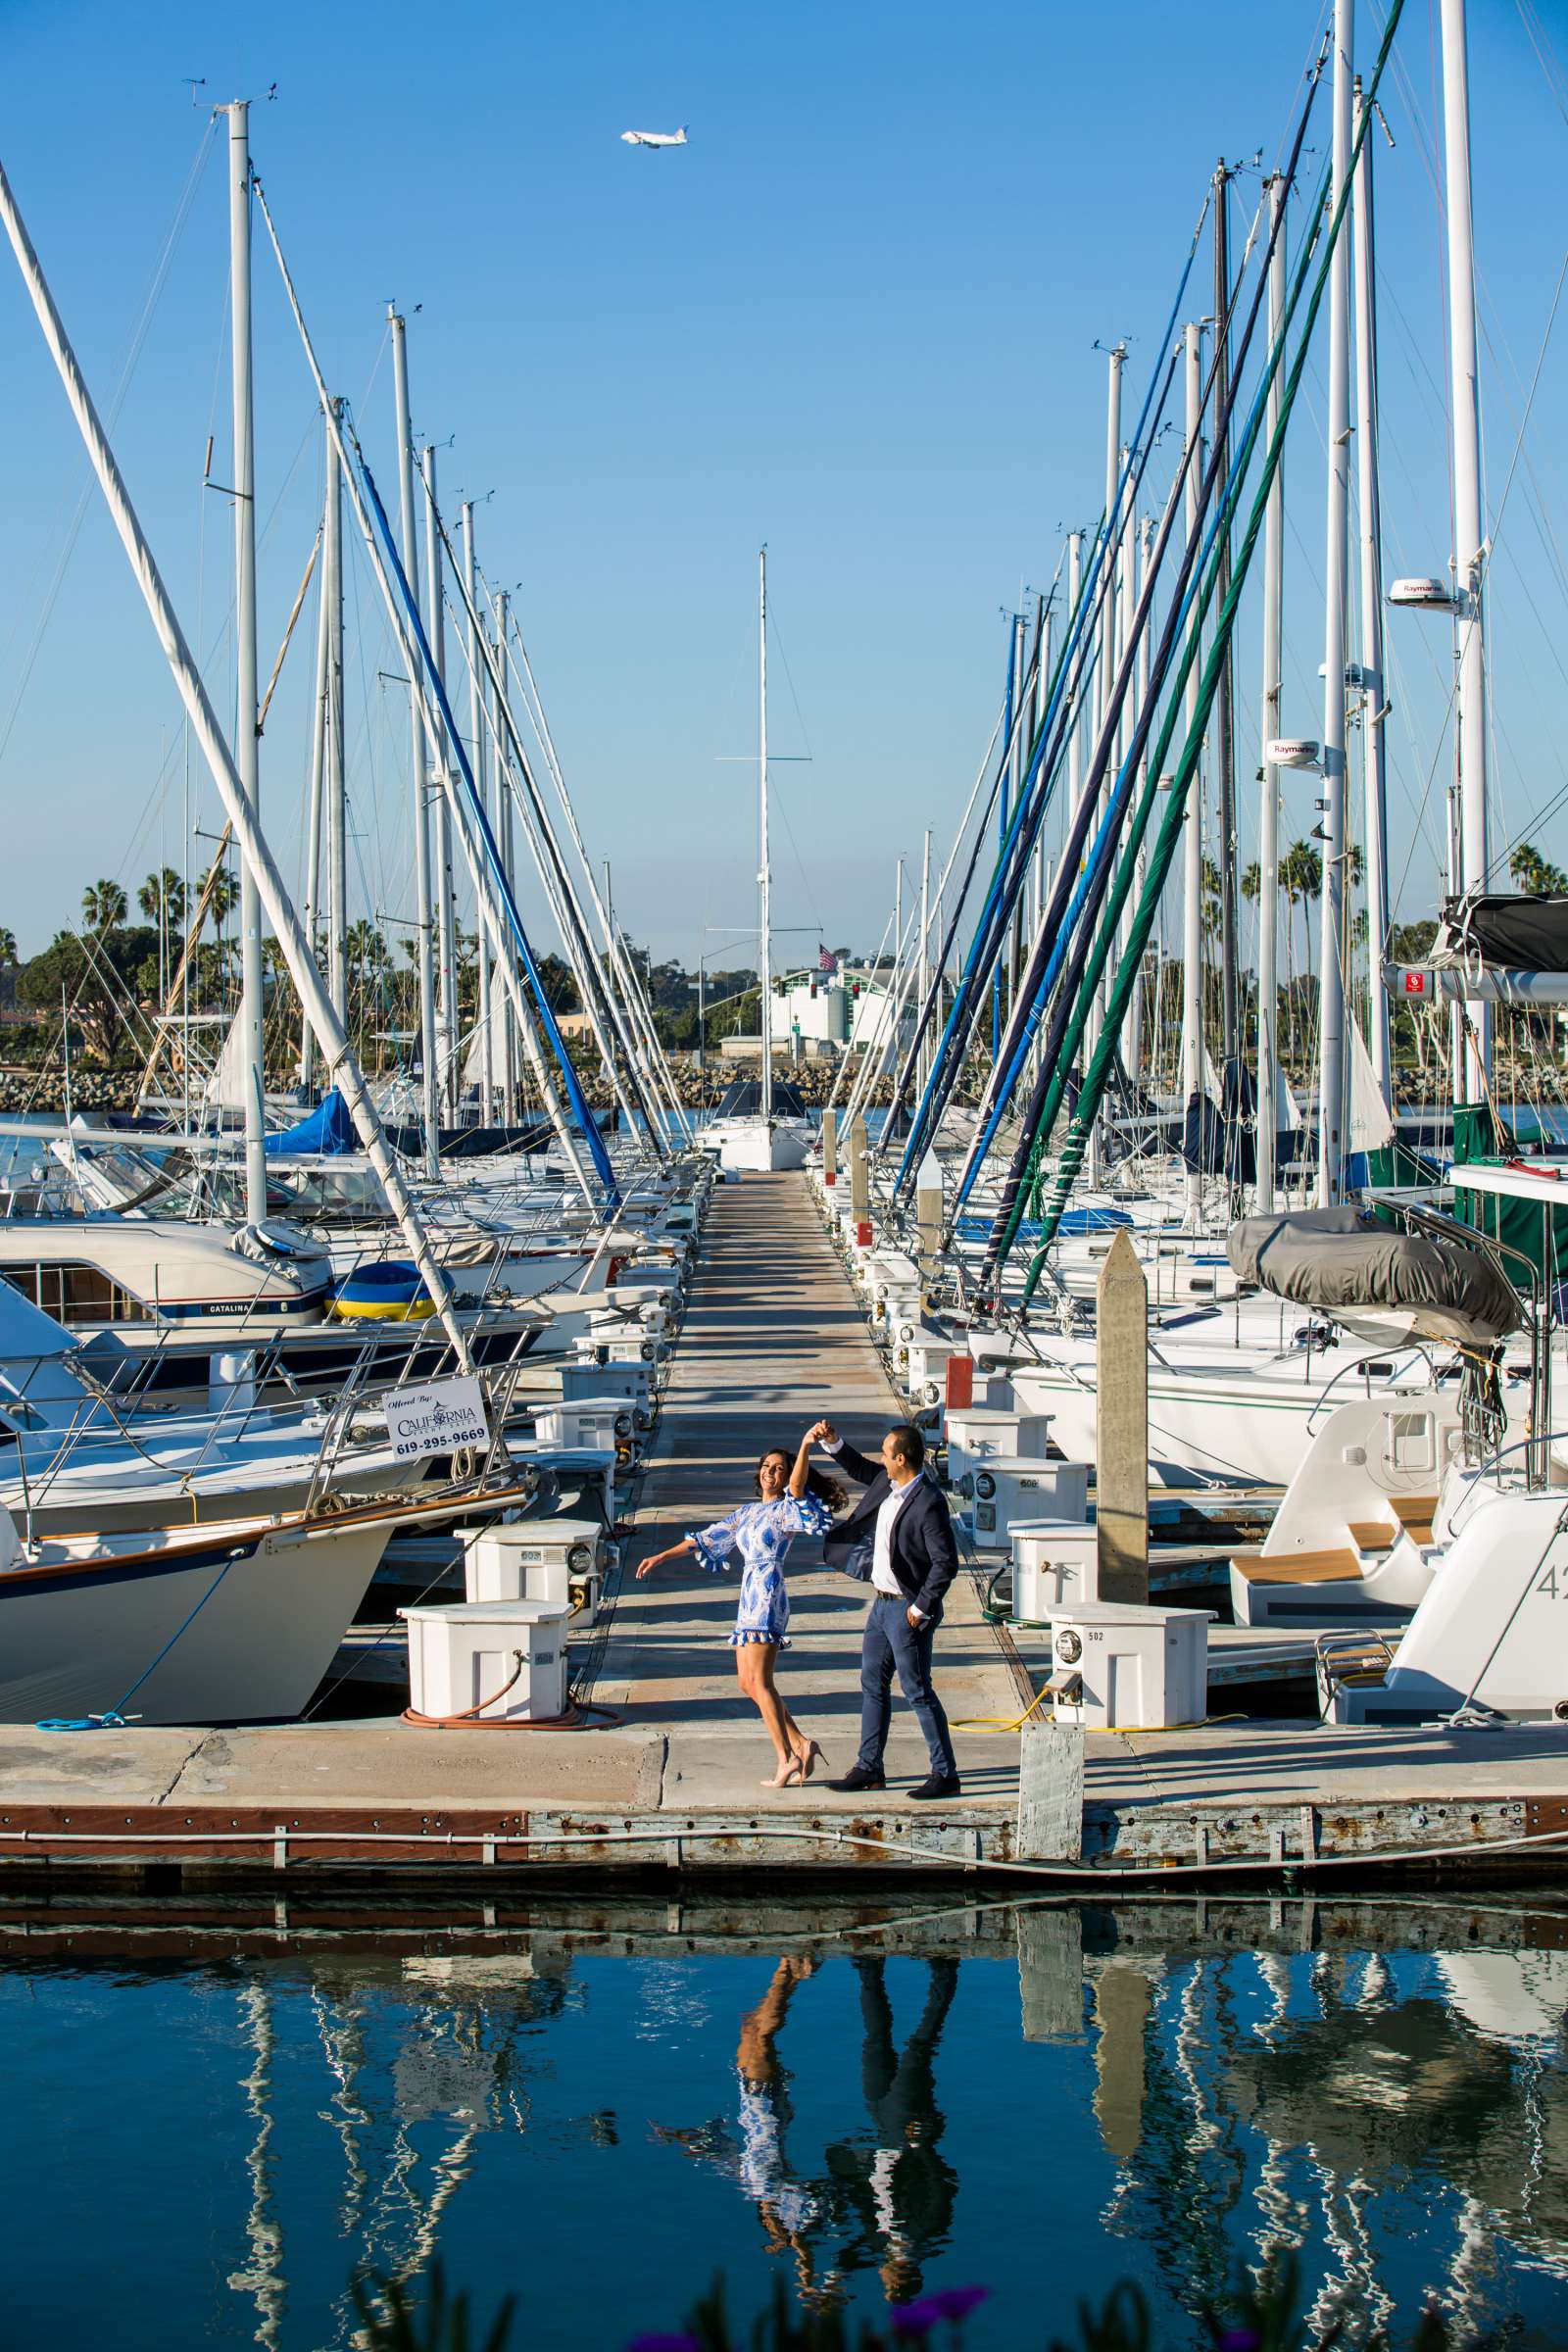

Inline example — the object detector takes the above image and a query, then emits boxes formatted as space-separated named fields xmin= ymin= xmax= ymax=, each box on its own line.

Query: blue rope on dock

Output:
xmin=37 ymin=1545 xmax=245 ymax=1731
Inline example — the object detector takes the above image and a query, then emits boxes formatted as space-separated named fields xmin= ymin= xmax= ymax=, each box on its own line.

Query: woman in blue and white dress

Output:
xmin=637 ymin=1432 xmax=845 ymax=1788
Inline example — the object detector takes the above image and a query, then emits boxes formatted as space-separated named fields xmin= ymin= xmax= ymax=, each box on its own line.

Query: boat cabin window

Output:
xmin=0 ymin=1260 xmax=154 ymax=1326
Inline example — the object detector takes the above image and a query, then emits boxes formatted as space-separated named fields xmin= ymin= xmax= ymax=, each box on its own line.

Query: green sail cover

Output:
xmin=1450 ymin=1100 xmax=1568 ymax=1295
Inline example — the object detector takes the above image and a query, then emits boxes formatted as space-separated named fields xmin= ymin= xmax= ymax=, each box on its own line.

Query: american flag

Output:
xmin=817 ymin=945 xmax=839 ymax=975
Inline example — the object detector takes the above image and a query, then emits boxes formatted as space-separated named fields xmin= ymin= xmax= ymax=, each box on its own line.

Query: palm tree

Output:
xmin=80 ymin=878 xmax=127 ymax=933
xmin=138 ymin=867 xmax=187 ymax=931
xmin=199 ymin=861 xmax=239 ymax=999
xmin=1509 ymin=841 xmax=1567 ymax=895
xmin=1279 ymin=840 xmax=1322 ymax=1060
xmin=1240 ymin=861 xmax=1261 ymax=905
xmin=200 ymin=861 xmax=238 ymax=930
xmin=345 ymin=918 xmax=389 ymax=984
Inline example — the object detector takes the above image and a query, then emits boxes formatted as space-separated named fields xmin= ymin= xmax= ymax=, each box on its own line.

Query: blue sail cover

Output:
xmin=265 ymin=1088 xmax=355 ymax=1156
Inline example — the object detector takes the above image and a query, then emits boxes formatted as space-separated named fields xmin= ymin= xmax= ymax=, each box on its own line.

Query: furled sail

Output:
xmin=1432 ymin=893 xmax=1568 ymax=974
xmin=1226 ymin=1207 xmax=1520 ymax=1345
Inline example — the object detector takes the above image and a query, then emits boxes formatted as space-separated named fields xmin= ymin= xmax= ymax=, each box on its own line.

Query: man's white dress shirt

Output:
xmin=871 ymin=1474 xmax=919 ymax=1596
xmin=823 ymin=1435 xmax=927 ymax=1620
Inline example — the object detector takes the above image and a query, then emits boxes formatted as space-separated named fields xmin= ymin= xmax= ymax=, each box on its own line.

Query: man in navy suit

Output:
xmin=807 ymin=1418 xmax=960 ymax=1800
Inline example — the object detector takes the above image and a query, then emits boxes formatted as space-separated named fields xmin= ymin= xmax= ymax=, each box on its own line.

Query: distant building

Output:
xmin=776 ymin=965 xmax=910 ymax=1054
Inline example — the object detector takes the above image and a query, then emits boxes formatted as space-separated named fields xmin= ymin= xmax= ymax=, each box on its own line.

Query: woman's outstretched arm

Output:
xmin=636 ymin=1536 xmax=696 ymax=1580
xmin=787 ymin=1432 xmax=815 ymax=1498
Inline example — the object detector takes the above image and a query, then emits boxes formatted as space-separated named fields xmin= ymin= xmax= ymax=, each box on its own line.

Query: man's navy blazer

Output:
xmin=821 ymin=1439 xmax=960 ymax=1625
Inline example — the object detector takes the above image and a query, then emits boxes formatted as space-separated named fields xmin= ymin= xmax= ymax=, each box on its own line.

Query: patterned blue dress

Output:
xmin=688 ymin=1491 xmax=835 ymax=1648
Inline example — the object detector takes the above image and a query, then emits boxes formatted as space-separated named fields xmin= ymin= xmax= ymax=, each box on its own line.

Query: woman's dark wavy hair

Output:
xmin=754 ymin=1445 xmax=848 ymax=1515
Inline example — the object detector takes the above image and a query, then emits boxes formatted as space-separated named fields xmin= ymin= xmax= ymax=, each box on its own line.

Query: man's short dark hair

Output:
xmin=886 ymin=1423 xmax=925 ymax=1470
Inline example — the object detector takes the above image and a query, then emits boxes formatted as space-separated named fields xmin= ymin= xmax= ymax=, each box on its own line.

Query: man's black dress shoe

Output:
xmin=908 ymin=1772 xmax=962 ymax=1800
xmin=824 ymin=1765 xmax=886 ymax=1792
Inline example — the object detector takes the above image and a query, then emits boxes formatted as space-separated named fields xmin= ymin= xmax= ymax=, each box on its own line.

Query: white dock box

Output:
xmin=464 ymin=1516 xmax=604 ymax=1608
xmin=1011 ymin=1520 xmax=1101 ymax=1619
xmin=531 ymin=1397 xmax=637 ymax=1455
xmin=558 ymin=1358 xmax=650 ymax=1407
xmin=957 ymin=1454 xmax=1091 ymax=1551
xmin=905 ymin=1331 xmax=965 ymax=1404
xmin=402 ymin=1598 xmax=569 ymax=1722
xmin=944 ymin=1406 xmax=1054 ymax=1482
xmin=1046 ymin=1601 xmax=1213 ymax=1731
xmin=573 ymin=1329 xmax=662 ymax=1370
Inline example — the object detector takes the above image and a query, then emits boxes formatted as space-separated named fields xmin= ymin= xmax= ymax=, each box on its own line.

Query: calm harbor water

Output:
xmin=5 ymin=1895 xmax=1568 ymax=2348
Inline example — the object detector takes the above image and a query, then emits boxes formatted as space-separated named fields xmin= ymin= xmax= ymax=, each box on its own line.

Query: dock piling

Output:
xmin=1016 ymin=1717 xmax=1084 ymax=1859
xmin=849 ymin=1115 xmax=869 ymax=1216
xmin=1096 ymin=1229 xmax=1150 ymax=1603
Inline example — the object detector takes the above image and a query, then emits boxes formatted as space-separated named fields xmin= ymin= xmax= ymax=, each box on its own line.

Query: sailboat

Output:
xmin=710 ymin=549 xmax=813 ymax=1173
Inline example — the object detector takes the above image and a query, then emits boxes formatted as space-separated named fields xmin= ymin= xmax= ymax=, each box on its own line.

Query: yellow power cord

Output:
xmin=956 ymin=1686 xmax=1250 ymax=1737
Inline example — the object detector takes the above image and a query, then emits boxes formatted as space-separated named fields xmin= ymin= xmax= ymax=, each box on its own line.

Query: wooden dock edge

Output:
xmin=0 ymin=1791 xmax=1563 ymax=1884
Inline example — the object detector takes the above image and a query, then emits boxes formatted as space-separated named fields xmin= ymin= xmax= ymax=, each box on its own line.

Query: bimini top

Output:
xmin=1432 ymin=893 xmax=1568 ymax=974
xmin=1226 ymin=1205 xmax=1521 ymax=1346
xmin=713 ymin=1079 xmax=809 ymax=1121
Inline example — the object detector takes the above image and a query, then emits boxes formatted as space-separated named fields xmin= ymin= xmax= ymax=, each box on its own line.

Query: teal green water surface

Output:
xmin=5 ymin=1895 xmax=1567 ymax=2348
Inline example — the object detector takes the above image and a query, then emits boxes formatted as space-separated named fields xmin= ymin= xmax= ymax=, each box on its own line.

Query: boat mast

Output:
xmin=324 ymin=396 xmax=347 ymax=1024
xmin=462 ymin=501 xmax=494 ymax=1125
xmin=1316 ymin=0 xmax=1354 ymax=1205
xmin=0 ymin=152 xmax=473 ymax=1362
xmin=492 ymin=587 xmax=518 ymax=1123
xmin=758 ymin=548 xmax=773 ymax=1125
xmin=1086 ymin=346 xmax=1125 ymax=1176
xmin=918 ymin=826 xmax=932 ymax=1099
xmin=1440 ymin=0 xmax=1491 ymax=1106
xmin=1353 ymin=77 xmax=1394 ymax=1108
xmin=421 ymin=443 xmax=460 ymax=1123
xmin=1066 ymin=532 xmax=1085 ymax=824
xmin=388 ymin=307 xmax=441 ymax=1177
xmin=223 ymin=100 xmax=268 ymax=1224
xmin=1123 ymin=513 xmax=1152 ymax=1084
xmin=1212 ymin=160 xmax=1241 ymax=1082
xmin=1181 ymin=318 xmax=1205 ymax=1221
xmin=299 ymin=464 xmax=329 ymax=1093
xmin=1256 ymin=173 xmax=1288 ymax=1213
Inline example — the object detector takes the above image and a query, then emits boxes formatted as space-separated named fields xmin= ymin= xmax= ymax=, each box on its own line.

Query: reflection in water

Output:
xmin=2 ymin=1901 xmax=1567 ymax=2349
xmin=656 ymin=1954 xmax=958 ymax=2309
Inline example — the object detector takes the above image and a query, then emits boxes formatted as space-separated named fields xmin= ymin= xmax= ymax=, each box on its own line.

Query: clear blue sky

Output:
xmin=1 ymin=0 xmax=1564 ymax=972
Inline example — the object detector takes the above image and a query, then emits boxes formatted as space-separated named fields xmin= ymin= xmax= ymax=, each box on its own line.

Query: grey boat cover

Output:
xmin=1432 ymin=893 xmax=1568 ymax=973
xmin=1226 ymin=1207 xmax=1521 ymax=1342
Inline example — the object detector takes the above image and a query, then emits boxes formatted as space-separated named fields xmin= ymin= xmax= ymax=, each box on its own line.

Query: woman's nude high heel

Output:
xmin=761 ymin=1762 xmax=806 ymax=1788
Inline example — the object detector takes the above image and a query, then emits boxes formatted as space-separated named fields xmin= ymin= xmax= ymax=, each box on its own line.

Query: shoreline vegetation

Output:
xmin=2 ymin=861 xmax=1567 ymax=1122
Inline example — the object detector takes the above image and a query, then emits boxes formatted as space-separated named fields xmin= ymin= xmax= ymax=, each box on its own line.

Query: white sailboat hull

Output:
xmin=711 ymin=1119 xmax=810 ymax=1173
xmin=0 ymin=1515 xmax=393 ymax=1725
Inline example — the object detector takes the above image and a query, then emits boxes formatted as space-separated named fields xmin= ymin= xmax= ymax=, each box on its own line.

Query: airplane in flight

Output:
xmin=620 ymin=124 xmax=689 ymax=148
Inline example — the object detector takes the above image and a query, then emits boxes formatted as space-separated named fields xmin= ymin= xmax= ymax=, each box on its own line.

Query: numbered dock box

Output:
xmin=956 ymin=1455 xmax=1091 ymax=1551
xmin=1010 ymin=1520 xmax=1102 ymax=1620
xmin=532 ymin=1397 xmax=639 ymax=1460
xmin=463 ymin=1516 xmax=606 ymax=1610
xmin=868 ymin=1250 xmax=920 ymax=1315
xmin=573 ymin=1328 xmax=662 ymax=1370
xmin=1045 ymin=1601 xmax=1213 ymax=1731
xmin=555 ymin=1359 xmax=652 ymax=1409
xmin=612 ymin=1263 xmax=686 ymax=1309
xmin=402 ymin=1598 xmax=569 ymax=1722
